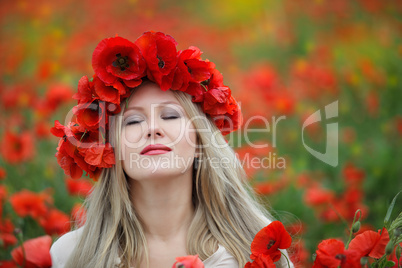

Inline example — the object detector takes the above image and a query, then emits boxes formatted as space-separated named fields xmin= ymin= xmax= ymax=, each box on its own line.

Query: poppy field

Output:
xmin=0 ymin=0 xmax=401 ymax=267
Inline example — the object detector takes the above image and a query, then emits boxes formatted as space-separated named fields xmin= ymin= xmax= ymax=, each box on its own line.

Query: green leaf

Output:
xmin=384 ymin=191 xmax=401 ymax=228
xmin=384 ymin=260 xmax=395 ymax=267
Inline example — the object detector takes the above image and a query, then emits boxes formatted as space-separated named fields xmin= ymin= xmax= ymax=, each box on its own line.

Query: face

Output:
xmin=120 ymin=82 xmax=198 ymax=182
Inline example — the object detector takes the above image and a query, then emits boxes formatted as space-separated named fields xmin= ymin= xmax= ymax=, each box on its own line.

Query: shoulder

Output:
xmin=203 ymin=245 xmax=239 ymax=268
xmin=50 ymin=227 xmax=84 ymax=267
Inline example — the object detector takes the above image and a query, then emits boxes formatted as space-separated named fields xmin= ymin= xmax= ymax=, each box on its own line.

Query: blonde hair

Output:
xmin=65 ymin=84 xmax=287 ymax=268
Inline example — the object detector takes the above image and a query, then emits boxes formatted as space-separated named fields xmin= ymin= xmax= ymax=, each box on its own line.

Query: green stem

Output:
xmin=345 ymin=209 xmax=362 ymax=249
xmin=281 ymin=251 xmax=291 ymax=268
xmin=100 ymin=131 xmax=105 ymax=144
xmin=201 ymin=84 xmax=208 ymax=92
xmin=80 ymin=129 xmax=87 ymax=142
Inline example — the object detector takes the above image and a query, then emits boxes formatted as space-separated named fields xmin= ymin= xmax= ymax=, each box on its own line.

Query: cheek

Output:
xmin=179 ymin=124 xmax=197 ymax=153
xmin=122 ymin=127 xmax=143 ymax=145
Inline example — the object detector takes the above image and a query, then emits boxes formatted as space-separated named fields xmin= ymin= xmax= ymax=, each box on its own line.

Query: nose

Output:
xmin=146 ymin=118 xmax=164 ymax=139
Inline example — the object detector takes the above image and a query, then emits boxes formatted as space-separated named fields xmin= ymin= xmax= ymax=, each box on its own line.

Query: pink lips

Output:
xmin=140 ymin=144 xmax=172 ymax=155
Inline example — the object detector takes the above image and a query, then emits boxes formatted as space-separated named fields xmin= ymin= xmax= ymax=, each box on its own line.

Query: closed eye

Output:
xmin=162 ymin=116 xmax=179 ymax=120
xmin=126 ymin=120 xmax=142 ymax=125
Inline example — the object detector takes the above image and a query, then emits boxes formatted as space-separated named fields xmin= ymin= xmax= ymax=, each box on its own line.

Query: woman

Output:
xmin=50 ymin=31 xmax=293 ymax=268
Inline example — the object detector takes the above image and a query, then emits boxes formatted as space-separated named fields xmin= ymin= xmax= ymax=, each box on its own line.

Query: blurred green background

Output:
xmin=1 ymin=0 xmax=401 ymax=266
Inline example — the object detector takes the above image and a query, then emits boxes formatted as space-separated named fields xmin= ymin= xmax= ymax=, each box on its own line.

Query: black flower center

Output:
xmin=201 ymin=79 xmax=210 ymax=86
xmin=157 ymin=55 xmax=165 ymax=69
xmin=267 ymin=240 xmax=276 ymax=249
xmin=335 ymin=254 xmax=346 ymax=262
xmin=113 ymin=53 xmax=130 ymax=71
xmin=184 ymin=62 xmax=192 ymax=74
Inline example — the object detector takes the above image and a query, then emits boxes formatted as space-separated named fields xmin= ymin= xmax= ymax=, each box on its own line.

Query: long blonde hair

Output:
xmin=65 ymin=85 xmax=281 ymax=268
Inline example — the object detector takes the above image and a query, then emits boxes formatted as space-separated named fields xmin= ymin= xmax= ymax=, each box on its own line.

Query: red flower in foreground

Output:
xmin=9 ymin=190 xmax=52 ymax=219
xmin=80 ymin=142 xmax=115 ymax=169
xmin=348 ymin=228 xmax=389 ymax=259
xmin=92 ymin=36 xmax=146 ymax=89
xmin=171 ymin=255 xmax=204 ymax=268
xmin=11 ymin=235 xmax=52 ymax=268
xmin=39 ymin=209 xmax=71 ymax=236
xmin=245 ymin=254 xmax=276 ymax=268
xmin=0 ymin=131 xmax=35 ymax=164
xmin=135 ymin=31 xmax=178 ymax=90
xmin=313 ymin=239 xmax=360 ymax=268
xmin=251 ymin=221 xmax=292 ymax=262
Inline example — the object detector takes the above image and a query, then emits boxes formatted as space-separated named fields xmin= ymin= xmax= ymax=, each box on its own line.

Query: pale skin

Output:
xmin=121 ymin=82 xmax=200 ymax=267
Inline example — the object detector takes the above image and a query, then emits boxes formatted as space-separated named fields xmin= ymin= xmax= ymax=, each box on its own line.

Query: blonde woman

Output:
xmin=50 ymin=31 xmax=294 ymax=268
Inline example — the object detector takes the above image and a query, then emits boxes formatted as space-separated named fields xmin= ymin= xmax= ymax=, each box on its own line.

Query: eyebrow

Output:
xmin=124 ymin=101 xmax=181 ymax=113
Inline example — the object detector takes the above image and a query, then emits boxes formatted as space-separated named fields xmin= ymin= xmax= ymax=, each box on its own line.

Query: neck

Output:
xmin=129 ymin=172 xmax=195 ymax=242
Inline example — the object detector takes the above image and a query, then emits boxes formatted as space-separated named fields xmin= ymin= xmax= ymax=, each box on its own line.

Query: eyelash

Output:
xmin=126 ymin=116 xmax=179 ymax=125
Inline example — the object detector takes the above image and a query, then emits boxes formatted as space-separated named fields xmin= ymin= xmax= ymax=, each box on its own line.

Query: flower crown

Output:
xmin=51 ymin=31 xmax=243 ymax=181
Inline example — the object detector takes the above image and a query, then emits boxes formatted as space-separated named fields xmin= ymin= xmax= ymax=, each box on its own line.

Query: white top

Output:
xmin=50 ymin=228 xmax=238 ymax=268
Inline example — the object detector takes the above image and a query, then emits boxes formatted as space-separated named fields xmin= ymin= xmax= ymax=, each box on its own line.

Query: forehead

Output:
xmin=127 ymin=82 xmax=179 ymax=108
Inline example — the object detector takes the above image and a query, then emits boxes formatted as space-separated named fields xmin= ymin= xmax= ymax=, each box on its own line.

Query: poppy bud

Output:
xmin=385 ymin=241 xmax=394 ymax=255
xmin=396 ymin=245 xmax=402 ymax=260
xmin=352 ymin=221 xmax=361 ymax=233
xmin=360 ymin=257 xmax=368 ymax=266
xmin=13 ymin=228 xmax=23 ymax=240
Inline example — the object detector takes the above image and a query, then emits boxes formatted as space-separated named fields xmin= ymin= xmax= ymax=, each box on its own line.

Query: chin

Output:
xmin=129 ymin=168 xmax=191 ymax=181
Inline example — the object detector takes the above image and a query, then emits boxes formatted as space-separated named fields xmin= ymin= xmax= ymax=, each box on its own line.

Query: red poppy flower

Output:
xmin=245 ymin=254 xmax=276 ymax=268
xmin=92 ymin=36 xmax=146 ymax=88
xmin=251 ymin=221 xmax=292 ymax=262
xmin=73 ymin=75 xmax=97 ymax=105
xmin=34 ymin=121 xmax=51 ymax=139
xmin=66 ymin=177 xmax=93 ymax=197
xmin=172 ymin=46 xmax=211 ymax=93
xmin=343 ymin=163 xmax=365 ymax=186
xmin=55 ymin=134 xmax=103 ymax=181
xmin=0 ymin=131 xmax=35 ymax=164
xmin=135 ymin=31 xmax=178 ymax=90
xmin=0 ymin=260 xmax=17 ymax=267
xmin=9 ymin=190 xmax=52 ymax=219
xmin=11 ymin=235 xmax=52 ymax=268
xmin=55 ymin=139 xmax=84 ymax=179
xmin=171 ymin=254 xmax=204 ymax=268
xmin=313 ymin=239 xmax=360 ymax=268
xmin=79 ymin=142 xmax=115 ymax=169
xmin=304 ymin=186 xmax=335 ymax=207
xmin=74 ymin=75 xmax=127 ymax=108
xmin=288 ymin=240 xmax=310 ymax=268
xmin=203 ymin=86 xmax=231 ymax=115
xmin=43 ymin=84 xmax=74 ymax=112
xmin=39 ymin=209 xmax=71 ymax=236
xmin=0 ymin=219 xmax=17 ymax=248
xmin=212 ymin=109 xmax=243 ymax=136
xmin=180 ymin=47 xmax=211 ymax=83
xmin=348 ymin=228 xmax=389 ymax=259
xmin=73 ymin=100 xmax=108 ymax=132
